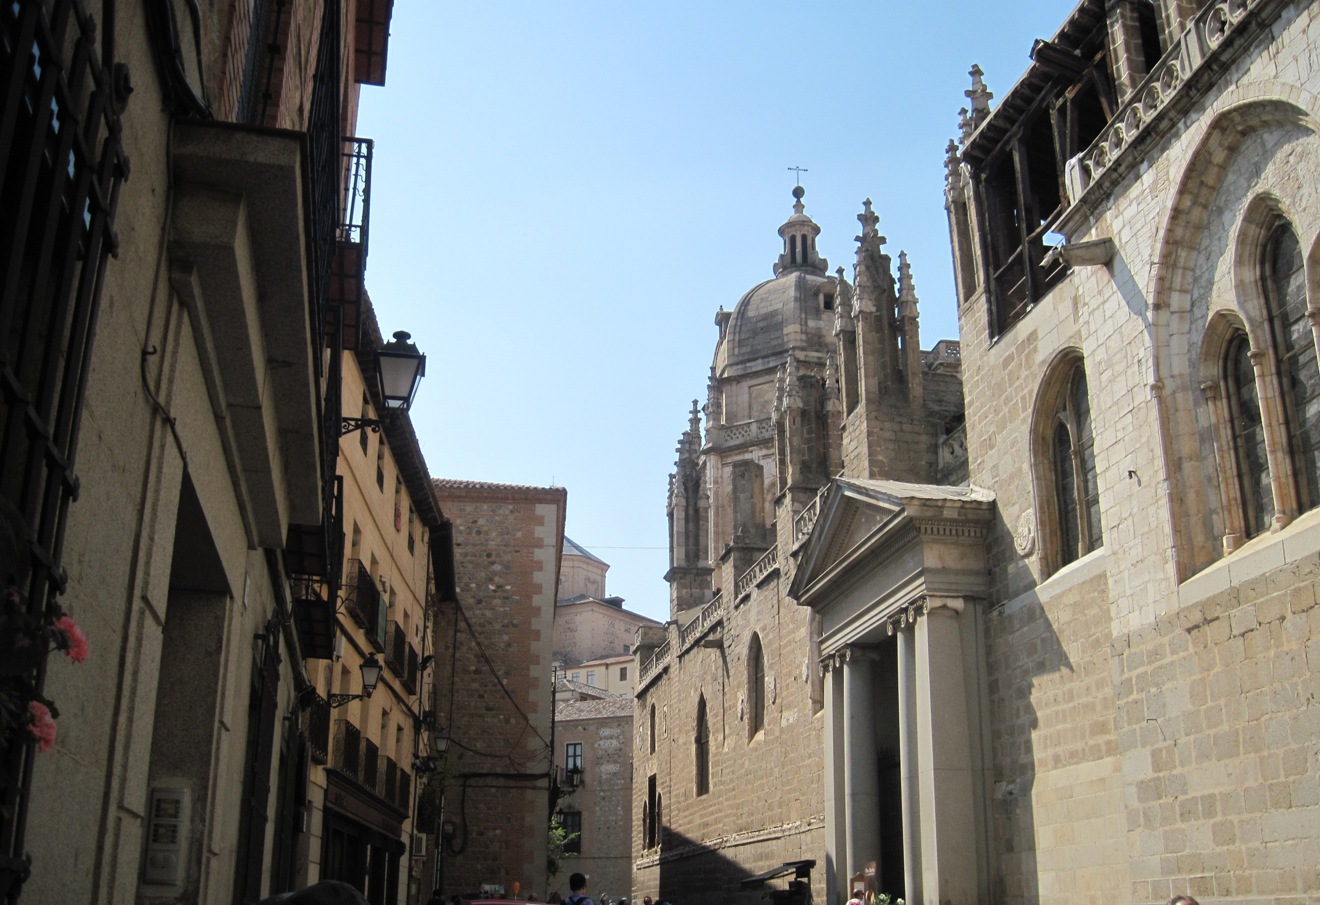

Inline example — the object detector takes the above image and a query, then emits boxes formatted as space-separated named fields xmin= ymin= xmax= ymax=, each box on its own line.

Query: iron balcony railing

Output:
xmin=1 ymin=1 xmax=130 ymax=892
xmin=303 ymin=690 xmax=331 ymax=764
xmin=340 ymin=137 xmax=373 ymax=248
xmin=362 ymin=739 xmax=379 ymax=791
xmin=333 ymin=720 xmax=362 ymax=782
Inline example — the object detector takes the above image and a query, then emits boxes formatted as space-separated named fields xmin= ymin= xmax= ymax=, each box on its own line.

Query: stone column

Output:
xmin=914 ymin=598 xmax=979 ymax=903
xmin=894 ymin=621 xmax=922 ymax=904
xmin=843 ymin=647 xmax=880 ymax=886
xmin=823 ymin=658 xmax=848 ymax=905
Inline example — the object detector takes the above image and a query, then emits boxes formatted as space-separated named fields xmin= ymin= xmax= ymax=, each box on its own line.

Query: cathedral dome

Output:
xmin=715 ymin=188 xmax=839 ymax=377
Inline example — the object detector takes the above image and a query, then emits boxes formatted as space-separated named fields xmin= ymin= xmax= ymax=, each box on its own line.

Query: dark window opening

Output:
xmin=560 ymin=810 xmax=582 ymax=855
xmin=1265 ymin=223 xmax=1320 ymax=512
xmin=823 ymin=292 xmax=834 ymax=311
xmin=695 ymin=695 xmax=710 ymax=796
xmin=1136 ymin=1 xmax=1164 ymax=71
xmin=748 ymin=634 xmax=765 ymax=738
xmin=1226 ymin=333 xmax=1272 ymax=538
xmin=646 ymin=775 xmax=658 ymax=848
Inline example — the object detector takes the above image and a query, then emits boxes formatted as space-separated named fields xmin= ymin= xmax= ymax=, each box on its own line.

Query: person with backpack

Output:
xmin=564 ymin=873 xmax=594 ymax=905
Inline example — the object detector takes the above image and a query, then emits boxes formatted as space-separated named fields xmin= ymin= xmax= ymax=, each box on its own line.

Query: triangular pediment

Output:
xmin=789 ymin=478 xmax=995 ymax=604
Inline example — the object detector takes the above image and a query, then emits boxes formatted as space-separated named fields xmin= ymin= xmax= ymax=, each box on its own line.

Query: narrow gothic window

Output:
xmin=1264 ymin=222 xmax=1320 ymax=510
xmin=790 ymin=235 xmax=799 ymax=266
xmin=1043 ymin=361 xmax=1103 ymax=570
xmin=649 ymin=703 xmax=656 ymax=754
xmin=1226 ymin=332 xmax=1272 ymax=537
xmin=695 ymin=695 xmax=710 ymax=796
xmin=1054 ymin=422 xmax=1079 ymax=564
xmin=748 ymin=633 xmax=765 ymax=738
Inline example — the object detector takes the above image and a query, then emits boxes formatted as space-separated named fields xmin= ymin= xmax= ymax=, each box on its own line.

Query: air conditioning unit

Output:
xmin=411 ymin=832 xmax=427 ymax=858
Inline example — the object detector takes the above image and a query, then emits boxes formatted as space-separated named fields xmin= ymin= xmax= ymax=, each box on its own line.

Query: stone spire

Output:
xmin=852 ymin=200 xmax=888 ymax=314
xmin=783 ymin=352 xmax=803 ymax=409
xmin=834 ymin=266 xmax=855 ymax=328
xmin=966 ymin=64 xmax=993 ymax=129
xmin=945 ymin=139 xmax=964 ymax=194
xmin=958 ymin=108 xmax=975 ymax=146
xmin=898 ymin=252 xmax=924 ymax=412
xmin=898 ymin=251 xmax=919 ymax=321
xmin=774 ymin=185 xmax=828 ymax=276
xmin=772 ymin=364 xmax=786 ymax=424
xmin=704 ymin=366 xmax=722 ymax=446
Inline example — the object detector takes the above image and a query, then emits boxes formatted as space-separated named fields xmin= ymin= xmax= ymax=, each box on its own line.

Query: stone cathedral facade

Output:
xmin=637 ymin=2 xmax=1320 ymax=905
xmin=632 ymin=189 xmax=966 ymax=905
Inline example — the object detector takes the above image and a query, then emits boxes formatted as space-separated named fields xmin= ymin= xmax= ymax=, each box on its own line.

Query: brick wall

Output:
xmin=433 ymin=482 xmax=565 ymax=899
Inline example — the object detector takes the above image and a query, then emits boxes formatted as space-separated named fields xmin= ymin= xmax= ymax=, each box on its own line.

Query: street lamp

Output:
xmin=341 ymin=330 xmax=427 ymax=435
xmin=413 ymin=726 xmax=451 ymax=775
xmin=328 ymin=655 xmax=383 ymax=708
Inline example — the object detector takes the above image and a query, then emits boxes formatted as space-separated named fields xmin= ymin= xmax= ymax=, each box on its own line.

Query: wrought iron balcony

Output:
xmin=333 ymin=720 xmax=362 ymax=781
xmin=303 ymin=690 xmax=331 ymax=764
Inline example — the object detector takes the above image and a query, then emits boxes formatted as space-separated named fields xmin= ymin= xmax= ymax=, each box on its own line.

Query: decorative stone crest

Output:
xmin=1013 ymin=509 xmax=1036 ymax=556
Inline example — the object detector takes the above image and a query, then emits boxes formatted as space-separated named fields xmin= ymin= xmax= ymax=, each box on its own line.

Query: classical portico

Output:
xmin=791 ymin=479 xmax=994 ymax=905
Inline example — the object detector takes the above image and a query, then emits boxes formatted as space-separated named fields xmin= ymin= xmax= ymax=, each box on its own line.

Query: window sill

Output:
xmin=1179 ymin=507 xmax=1320 ymax=607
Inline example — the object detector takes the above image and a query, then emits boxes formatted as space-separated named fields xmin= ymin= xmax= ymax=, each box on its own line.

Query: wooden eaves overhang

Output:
xmin=961 ymin=0 xmax=1107 ymax=171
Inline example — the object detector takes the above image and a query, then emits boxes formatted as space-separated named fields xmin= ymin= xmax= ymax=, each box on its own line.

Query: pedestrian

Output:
xmin=565 ymin=873 xmax=594 ymax=905
xmin=425 ymin=890 xmax=443 ymax=905
xmin=1167 ymin=898 xmax=1200 ymax=905
xmin=548 ymin=894 xmax=562 ymax=905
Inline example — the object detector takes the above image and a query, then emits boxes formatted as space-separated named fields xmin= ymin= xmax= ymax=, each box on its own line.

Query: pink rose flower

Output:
xmin=28 ymin=700 xmax=56 ymax=752
xmin=54 ymin=615 xmax=89 ymax=663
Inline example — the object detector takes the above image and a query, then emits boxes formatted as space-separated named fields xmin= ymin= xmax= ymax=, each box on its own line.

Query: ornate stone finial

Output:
xmin=706 ymin=366 xmax=722 ymax=422
xmin=791 ymin=183 xmax=806 ymax=216
xmin=783 ymin=352 xmax=803 ymax=408
xmin=944 ymin=139 xmax=963 ymax=192
xmin=689 ymin=398 xmax=701 ymax=435
xmin=773 ymin=364 xmax=786 ymax=420
xmin=966 ymin=64 xmax=993 ymax=127
xmin=898 ymin=251 xmax=919 ymax=320
xmin=824 ymin=353 xmax=839 ymax=401
xmin=958 ymin=107 xmax=974 ymax=145
xmin=855 ymin=199 xmax=885 ymax=251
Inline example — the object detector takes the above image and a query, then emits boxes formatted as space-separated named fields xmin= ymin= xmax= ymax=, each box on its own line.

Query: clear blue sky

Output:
xmin=358 ymin=1 xmax=1078 ymax=624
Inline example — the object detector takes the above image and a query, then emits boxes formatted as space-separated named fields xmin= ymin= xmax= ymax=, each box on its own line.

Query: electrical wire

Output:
xmin=453 ymin=597 xmax=552 ymax=750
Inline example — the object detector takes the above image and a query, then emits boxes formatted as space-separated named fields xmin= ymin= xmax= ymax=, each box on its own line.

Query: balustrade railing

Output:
xmin=793 ymin=486 xmax=829 ymax=545
xmin=736 ymin=545 xmax=779 ymax=598
xmin=679 ymin=593 xmax=725 ymax=651
xmin=638 ymin=639 xmax=672 ymax=689
xmin=1071 ymin=0 xmax=1271 ymax=199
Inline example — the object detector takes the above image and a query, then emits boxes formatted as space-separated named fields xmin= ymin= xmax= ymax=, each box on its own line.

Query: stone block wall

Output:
xmin=956 ymin=4 xmax=1320 ymax=904
xmin=1116 ymin=543 xmax=1320 ymax=902
xmin=984 ymin=560 xmax=1128 ymax=905
xmin=633 ymin=573 xmax=825 ymax=905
